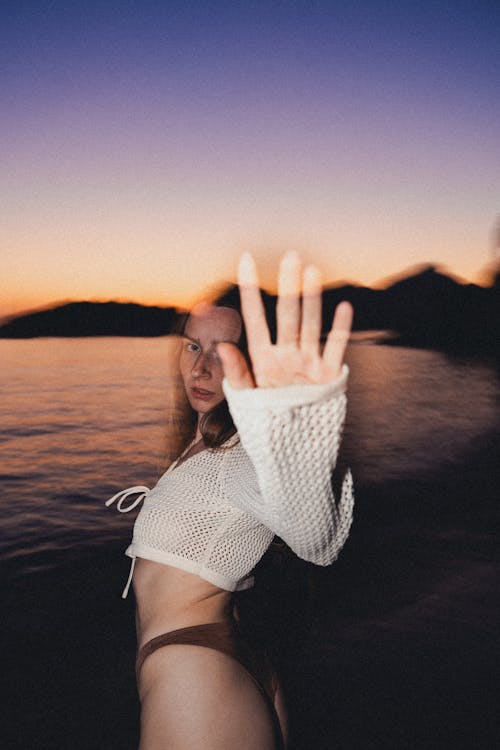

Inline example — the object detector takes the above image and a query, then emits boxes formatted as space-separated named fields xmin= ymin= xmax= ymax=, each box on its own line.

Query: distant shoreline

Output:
xmin=0 ymin=266 xmax=498 ymax=359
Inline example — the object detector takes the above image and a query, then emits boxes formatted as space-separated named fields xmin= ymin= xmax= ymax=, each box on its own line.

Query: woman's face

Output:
xmin=179 ymin=304 xmax=242 ymax=415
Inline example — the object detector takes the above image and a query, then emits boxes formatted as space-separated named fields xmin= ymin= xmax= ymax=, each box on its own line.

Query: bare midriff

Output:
xmin=133 ymin=557 xmax=233 ymax=650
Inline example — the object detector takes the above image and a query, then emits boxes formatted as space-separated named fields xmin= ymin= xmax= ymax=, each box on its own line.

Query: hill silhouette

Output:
xmin=0 ymin=301 xmax=177 ymax=338
xmin=1 ymin=267 xmax=498 ymax=356
xmin=217 ymin=265 xmax=500 ymax=357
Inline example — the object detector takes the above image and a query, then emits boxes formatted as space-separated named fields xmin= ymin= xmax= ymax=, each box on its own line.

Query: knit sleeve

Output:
xmin=222 ymin=364 xmax=354 ymax=566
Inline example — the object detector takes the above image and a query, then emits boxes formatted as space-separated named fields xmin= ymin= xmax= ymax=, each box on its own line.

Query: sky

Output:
xmin=2 ymin=0 xmax=500 ymax=319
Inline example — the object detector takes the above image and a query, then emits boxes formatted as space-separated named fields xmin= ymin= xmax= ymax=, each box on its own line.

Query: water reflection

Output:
xmin=0 ymin=337 xmax=498 ymax=573
xmin=344 ymin=344 xmax=498 ymax=484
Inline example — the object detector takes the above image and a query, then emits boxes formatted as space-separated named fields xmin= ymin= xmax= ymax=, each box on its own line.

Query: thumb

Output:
xmin=217 ymin=343 xmax=255 ymax=390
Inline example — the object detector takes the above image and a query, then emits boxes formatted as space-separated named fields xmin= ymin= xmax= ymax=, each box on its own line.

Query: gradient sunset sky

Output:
xmin=2 ymin=0 xmax=500 ymax=319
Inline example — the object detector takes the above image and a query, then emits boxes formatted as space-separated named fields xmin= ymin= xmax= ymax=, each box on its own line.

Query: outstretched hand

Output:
xmin=217 ymin=251 xmax=353 ymax=390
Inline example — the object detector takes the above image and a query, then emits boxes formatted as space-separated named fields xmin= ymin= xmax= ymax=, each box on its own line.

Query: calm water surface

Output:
xmin=1 ymin=337 xmax=498 ymax=578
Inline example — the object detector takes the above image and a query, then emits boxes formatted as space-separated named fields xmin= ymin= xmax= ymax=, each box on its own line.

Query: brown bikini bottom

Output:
xmin=136 ymin=620 xmax=284 ymax=748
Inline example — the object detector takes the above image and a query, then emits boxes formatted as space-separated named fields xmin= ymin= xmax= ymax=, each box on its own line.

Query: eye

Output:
xmin=185 ymin=341 xmax=201 ymax=354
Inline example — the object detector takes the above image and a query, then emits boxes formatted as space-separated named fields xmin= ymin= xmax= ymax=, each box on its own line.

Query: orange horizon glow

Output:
xmin=2 ymin=256 xmax=496 ymax=325
xmin=3 ymin=2 xmax=499 ymax=326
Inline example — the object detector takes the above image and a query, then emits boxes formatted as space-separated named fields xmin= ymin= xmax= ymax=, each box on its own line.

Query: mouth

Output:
xmin=191 ymin=387 xmax=216 ymax=401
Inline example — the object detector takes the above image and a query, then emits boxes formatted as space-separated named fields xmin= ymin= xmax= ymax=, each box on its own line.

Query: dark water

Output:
xmin=1 ymin=338 xmax=499 ymax=749
xmin=1 ymin=337 xmax=498 ymax=577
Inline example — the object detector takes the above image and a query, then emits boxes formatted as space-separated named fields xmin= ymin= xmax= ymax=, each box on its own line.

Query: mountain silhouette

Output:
xmin=218 ymin=265 xmax=499 ymax=356
xmin=1 ymin=267 xmax=498 ymax=356
xmin=0 ymin=301 xmax=177 ymax=338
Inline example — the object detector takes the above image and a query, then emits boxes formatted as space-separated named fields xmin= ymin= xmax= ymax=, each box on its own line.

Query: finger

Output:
xmin=277 ymin=251 xmax=301 ymax=346
xmin=300 ymin=265 xmax=322 ymax=356
xmin=238 ymin=253 xmax=271 ymax=356
xmin=217 ymin=342 xmax=255 ymax=390
xmin=323 ymin=301 xmax=353 ymax=376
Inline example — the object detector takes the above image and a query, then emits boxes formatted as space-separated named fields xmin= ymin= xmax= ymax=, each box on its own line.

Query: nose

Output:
xmin=191 ymin=351 xmax=211 ymax=378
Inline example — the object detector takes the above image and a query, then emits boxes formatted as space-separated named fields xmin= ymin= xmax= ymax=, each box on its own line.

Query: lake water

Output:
xmin=1 ymin=337 xmax=498 ymax=580
xmin=2 ymin=336 xmax=499 ymax=750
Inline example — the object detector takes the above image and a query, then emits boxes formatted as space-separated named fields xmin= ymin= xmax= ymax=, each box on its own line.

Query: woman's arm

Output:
xmin=218 ymin=252 xmax=354 ymax=564
xmin=223 ymin=367 xmax=354 ymax=565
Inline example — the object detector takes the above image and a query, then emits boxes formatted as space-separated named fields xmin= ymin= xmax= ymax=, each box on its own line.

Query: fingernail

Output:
xmin=238 ymin=252 xmax=258 ymax=285
xmin=303 ymin=265 xmax=322 ymax=290
xmin=282 ymin=250 xmax=301 ymax=268
xmin=278 ymin=251 xmax=301 ymax=296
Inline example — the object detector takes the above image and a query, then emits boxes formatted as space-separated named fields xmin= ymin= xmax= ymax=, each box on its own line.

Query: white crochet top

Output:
xmin=106 ymin=364 xmax=354 ymax=597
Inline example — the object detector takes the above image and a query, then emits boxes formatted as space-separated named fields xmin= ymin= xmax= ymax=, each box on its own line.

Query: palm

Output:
xmin=250 ymin=347 xmax=336 ymax=387
xmin=218 ymin=251 xmax=353 ymax=390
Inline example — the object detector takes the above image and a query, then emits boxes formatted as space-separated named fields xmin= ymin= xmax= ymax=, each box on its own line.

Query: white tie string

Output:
xmin=105 ymin=486 xmax=150 ymax=513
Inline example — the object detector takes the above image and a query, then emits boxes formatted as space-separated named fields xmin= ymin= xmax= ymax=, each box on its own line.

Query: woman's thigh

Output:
xmin=138 ymin=643 xmax=279 ymax=750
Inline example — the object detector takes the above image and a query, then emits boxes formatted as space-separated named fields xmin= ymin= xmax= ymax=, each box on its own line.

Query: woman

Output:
xmin=106 ymin=251 xmax=354 ymax=749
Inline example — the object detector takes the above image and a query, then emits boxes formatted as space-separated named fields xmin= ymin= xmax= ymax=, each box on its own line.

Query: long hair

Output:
xmin=161 ymin=300 xmax=315 ymax=662
xmin=157 ymin=303 xmax=248 ymax=476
